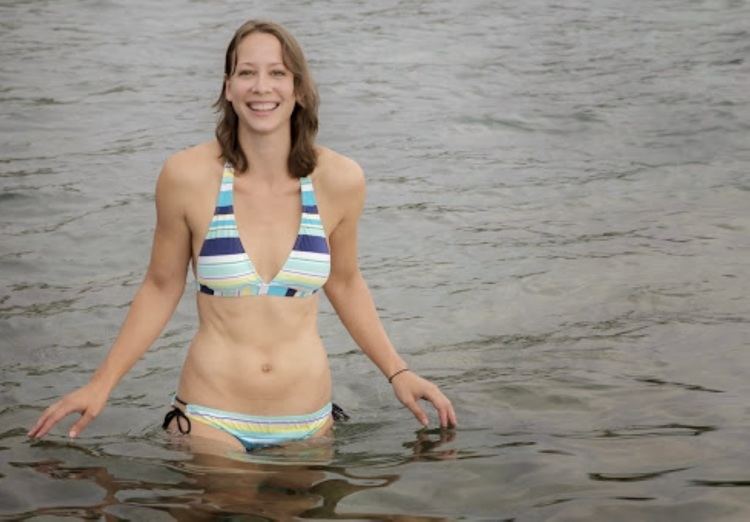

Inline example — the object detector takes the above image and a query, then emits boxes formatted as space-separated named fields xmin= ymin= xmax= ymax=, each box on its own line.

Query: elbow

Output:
xmin=143 ymin=270 xmax=187 ymax=300
xmin=324 ymin=269 xmax=365 ymax=300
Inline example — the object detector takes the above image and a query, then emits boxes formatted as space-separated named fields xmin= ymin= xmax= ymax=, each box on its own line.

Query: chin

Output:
xmin=248 ymin=123 xmax=287 ymax=136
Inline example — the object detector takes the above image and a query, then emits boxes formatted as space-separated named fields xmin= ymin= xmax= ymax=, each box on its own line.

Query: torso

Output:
xmin=173 ymin=140 xmax=343 ymax=415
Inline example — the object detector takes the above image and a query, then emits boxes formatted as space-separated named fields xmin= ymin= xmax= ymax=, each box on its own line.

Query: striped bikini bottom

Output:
xmin=162 ymin=396 xmax=349 ymax=451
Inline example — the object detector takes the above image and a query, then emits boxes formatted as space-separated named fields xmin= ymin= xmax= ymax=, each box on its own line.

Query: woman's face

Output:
xmin=225 ymin=32 xmax=296 ymax=136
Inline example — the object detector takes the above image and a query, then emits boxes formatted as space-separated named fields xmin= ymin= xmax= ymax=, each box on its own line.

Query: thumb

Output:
xmin=404 ymin=400 xmax=429 ymax=427
xmin=69 ymin=410 xmax=96 ymax=438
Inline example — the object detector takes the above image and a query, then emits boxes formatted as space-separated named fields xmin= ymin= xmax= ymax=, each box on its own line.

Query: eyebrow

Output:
xmin=237 ymin=61 xmax=285 ymax=67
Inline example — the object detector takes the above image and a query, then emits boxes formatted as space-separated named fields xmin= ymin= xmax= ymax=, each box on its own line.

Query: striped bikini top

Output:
xmin=195 ymin=163 xmax=330 ymax=298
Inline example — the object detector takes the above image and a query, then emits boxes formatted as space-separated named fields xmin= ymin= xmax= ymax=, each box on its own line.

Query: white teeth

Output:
xmin=248 ymin=102 xmax=278 ymax=111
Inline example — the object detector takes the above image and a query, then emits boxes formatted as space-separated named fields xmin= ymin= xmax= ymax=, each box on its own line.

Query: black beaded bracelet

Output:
xmin=388 ymin=368 xmax=410 ymax=383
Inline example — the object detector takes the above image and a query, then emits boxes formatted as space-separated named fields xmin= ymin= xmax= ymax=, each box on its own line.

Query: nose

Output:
xmin=251 ymin=71 xmax=272 ymax=94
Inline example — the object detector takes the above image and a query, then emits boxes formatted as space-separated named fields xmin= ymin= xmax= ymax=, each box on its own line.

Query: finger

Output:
xmin=69 ymin=411 xmax=96 ymax=438
xmin=32 ymin=411 xmax=65 ymax=439
xmin=430 ymin=390 xmax=457 ymax=428
xmin=28 ymin=419 xmax=42 ymax=438
xmin=404 ymin=400 xmax=429 ymax=427
xmin=28 ymin=420 xmax=45 ymax=438
xmin=28 ymin=413 xmax=47 ymax=438
xmin=440 ymin=403 xmax=450 ymax=428
xmin=434 ymin=397 xmax=456 ymax=429
xmin=28 ymin=405 xmax=59 ymax=438
xmin=423 ymin=389 xmax=450 ymax=428
xmin=35 ymin=403 xmax=81 ymax=439
xmin=448 ymin=403 xmax=458 ymax=427
xmin=437 ymin=401 xmax=448 ymax=428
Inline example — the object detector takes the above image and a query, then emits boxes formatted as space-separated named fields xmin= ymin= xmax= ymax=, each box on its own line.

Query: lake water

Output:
xmin=1 ymin=0 xmax=749 ymax=519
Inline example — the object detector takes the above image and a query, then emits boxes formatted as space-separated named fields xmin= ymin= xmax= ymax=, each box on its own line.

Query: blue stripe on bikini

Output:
xmin=195 ymin=163 xmax=331 ymax=298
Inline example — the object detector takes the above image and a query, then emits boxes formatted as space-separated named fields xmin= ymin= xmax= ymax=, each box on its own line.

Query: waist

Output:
xmin=180 ymin=330 xmax=331 ymax=415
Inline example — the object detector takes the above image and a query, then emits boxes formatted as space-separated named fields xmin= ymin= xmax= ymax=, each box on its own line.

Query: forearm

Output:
xmin=90 ymin=277 xmax=185 ymax=393
xmin=325 ymin=272 xmax=407 ymax=378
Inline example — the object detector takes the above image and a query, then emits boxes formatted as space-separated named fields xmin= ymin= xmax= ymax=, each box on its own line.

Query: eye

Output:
xmin=271 ymin=69 xmax=287 ymax=77
xmin=237 ymin=69 xmax=255 ymax=77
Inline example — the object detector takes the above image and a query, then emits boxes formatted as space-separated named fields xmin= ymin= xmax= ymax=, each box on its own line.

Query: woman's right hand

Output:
xmin=27 ymin=380 xmax=111 ymax=439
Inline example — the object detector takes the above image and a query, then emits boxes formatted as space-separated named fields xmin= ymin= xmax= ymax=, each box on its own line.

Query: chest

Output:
xmin=233 ymin=182 xmax=302 ymax=278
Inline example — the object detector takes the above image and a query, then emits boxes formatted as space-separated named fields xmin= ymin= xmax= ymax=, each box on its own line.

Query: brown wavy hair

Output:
xmin=214 ymin=20 xmax=319 ymax=178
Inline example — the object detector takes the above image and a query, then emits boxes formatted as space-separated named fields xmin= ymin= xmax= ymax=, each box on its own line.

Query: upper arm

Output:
xmin=324 ymin=158 xmax=366 ymax=286
xmin=145 ymin=157 xmax=192 ymax=291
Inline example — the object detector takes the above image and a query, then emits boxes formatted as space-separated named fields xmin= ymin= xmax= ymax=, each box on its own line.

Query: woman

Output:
xmin=28 ymin=19 xmax=457 ymax=453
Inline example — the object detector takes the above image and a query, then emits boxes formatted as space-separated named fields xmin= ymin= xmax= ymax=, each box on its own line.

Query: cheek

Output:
xmin=225 ymin=78 xmax=248 ymax=100
xmin=283 ymin=78 xmax=296 ymax=96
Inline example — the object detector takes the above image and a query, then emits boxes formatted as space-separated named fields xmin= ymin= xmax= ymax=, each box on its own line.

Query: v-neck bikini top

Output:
xmin=195 ymin=163 xmax=330 ymax=297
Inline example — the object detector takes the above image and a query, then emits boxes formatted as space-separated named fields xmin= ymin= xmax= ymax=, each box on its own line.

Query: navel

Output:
xmin=261 ymin=363 xmax=272 ymax=373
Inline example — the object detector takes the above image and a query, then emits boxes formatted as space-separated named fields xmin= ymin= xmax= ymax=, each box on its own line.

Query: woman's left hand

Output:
xmin=390 ymin=371 xmax=457 ymax=428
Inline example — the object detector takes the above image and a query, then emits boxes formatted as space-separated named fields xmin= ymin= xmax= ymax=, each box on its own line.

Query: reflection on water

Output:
xmin=10 ymin=429 xmax=459 ymax=520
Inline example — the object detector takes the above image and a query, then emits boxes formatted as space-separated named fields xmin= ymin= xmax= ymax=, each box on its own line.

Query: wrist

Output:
xmin=89 ymin=370 xmax=118 ymax=394
xmin=387 ymin=368 xmax=410 ymax=383
xmin=384 ymin=357 xmax=408 ymax=379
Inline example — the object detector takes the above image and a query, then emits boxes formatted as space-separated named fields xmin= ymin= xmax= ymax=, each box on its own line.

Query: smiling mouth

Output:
xmin=247 ymin=102 xmax=280 ymax=111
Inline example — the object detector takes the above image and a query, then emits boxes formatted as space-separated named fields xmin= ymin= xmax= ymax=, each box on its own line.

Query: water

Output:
xmin=2 ymin=0 xmax=749 ymax=519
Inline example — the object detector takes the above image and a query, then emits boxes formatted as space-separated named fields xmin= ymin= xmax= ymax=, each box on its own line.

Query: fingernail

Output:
xmin=69 ymin=431 xmax=76 ymax=438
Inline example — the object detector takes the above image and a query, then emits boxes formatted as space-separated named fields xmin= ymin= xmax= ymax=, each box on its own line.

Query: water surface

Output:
xmin=1 ymin=0 xmax=749 ymax=519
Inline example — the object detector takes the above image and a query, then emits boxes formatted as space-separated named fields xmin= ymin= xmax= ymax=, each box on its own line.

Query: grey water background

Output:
xmin=1 ymin=0 xmax=749 ymax=519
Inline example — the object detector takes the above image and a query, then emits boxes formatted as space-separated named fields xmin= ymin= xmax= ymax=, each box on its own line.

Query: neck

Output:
xmin=236 ymin=123 xmax=292 ymax=183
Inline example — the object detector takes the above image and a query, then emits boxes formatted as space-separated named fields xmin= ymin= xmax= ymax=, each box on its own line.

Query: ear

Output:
xmin=224 ymin=75 xmax=233 ymax=103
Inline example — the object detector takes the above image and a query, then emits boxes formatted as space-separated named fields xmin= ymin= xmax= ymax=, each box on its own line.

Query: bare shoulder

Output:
xmin=314 ymin=146 xmax=365 ymax=198
xmin=313 ymin=146 xmax=366 ymax=229
xmin=160 ymin=140 xmax=222 ymax=189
